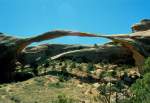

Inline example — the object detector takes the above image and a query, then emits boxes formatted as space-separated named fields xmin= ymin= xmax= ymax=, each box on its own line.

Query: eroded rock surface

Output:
xmin=0 ymin=30 xmax=98 ymax=82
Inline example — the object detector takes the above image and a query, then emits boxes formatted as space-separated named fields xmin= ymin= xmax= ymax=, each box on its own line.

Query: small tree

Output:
xmin=128 ymin=73 xmax=150 ymax=103
xmin=122 ymin=57 xmax=150 ymax=103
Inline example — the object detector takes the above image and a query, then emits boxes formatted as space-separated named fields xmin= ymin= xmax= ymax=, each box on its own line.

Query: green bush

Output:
xmin=87 ymin=63 xmax=95 ymax=73
xmin=142 ymin=57 xmax=150 ymax=75
xmin=127 ymin=73 xmax=150 ymax=103
xmin=121 ymin=57 xmax=150 ymax=103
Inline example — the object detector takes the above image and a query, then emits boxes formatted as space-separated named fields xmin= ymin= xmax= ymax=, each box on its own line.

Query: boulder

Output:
xmin=131 ymin=19 xmax=150 ymax=32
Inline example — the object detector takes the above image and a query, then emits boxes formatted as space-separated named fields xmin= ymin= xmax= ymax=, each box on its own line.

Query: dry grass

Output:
xmin=0 ymin=60 xmax=138 ymax=103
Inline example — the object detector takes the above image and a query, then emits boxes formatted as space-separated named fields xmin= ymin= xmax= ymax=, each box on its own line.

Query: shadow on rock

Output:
xmin=0 ymin=72 xmax=34 ymax=84
xmin=13 ymin=72 xmax=34 ymax=82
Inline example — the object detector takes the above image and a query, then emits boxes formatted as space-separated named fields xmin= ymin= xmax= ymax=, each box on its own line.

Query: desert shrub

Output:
xmin=34 ymin=78 xmax=45 ymax=86
xmin=122 ymin=73 xmax=150 ymax=103
xmin=48 ymin=82 xmax=64 ymax=88
xmin=121 ymin=57 xmax=150 ymax=103
xmin=10 ymin=96 xmax=21 ymax=103
xmin=52 ymin=94 xmax=77 ymax=103
xmin=57 ymin=71 xmax=72 ymax=82
xmin=120 ymin=73 xmax=150 ymax=103
xmin=87 ymin=63 xmax=95 ymax=73
xmin=99 ymin=70 xmax=117 ymax=78
xmin=69 ymin=62 xmax=76 ymax=68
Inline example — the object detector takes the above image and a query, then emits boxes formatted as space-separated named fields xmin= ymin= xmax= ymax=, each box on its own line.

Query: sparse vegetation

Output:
xmin=51 ymin=94 xmax=77 ymax=103
xmin=142 ymin=57 xmax=150 ymax=75
xmin=0 ymin=58 xmax=149 ymax=103
xmin=129 ymin=73 xmax=150 ymax=103
xmin=121 ymin=57 xmax=150 ymax=103
xmin=48 ymin=82 xmax=64 ymax=89
xmin=0 ymin=17 xmax=150 ymax=103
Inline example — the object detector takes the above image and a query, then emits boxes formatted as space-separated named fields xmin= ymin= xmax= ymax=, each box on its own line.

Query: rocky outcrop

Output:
xmin=43 ymin=20 xmax=150 ymax=67
xmin=131 ymin=19 xmax=150 ymax=32
xmin=18 ymin=44 xmax=91 ymax=66
xmin=19 ymin=44 xmax=134 ymax=66
xmin=1 ymin=19 xmax=150 ymax=82
xmin=0 ymin=30 xmax=99 ymax=82
xmin=19 ymin=19 xmax=150 ymax=68
xmin=51 ymin=45 xmax=134 ymax=64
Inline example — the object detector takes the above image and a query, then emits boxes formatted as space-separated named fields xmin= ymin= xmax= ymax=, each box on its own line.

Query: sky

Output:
xmin=0 ymin=0 xmax=150 ymax=45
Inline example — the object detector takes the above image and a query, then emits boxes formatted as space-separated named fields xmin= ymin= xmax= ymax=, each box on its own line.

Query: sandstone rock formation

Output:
xmin=131 ymin=19 xmax=150 ymax=32
xmin=19 ymin=44 xmax=91 ymax=66
xmin=1 ymin=19 xmax=150 ymax=82
xmin=0 ymin=30 xmax=99 ymax=82
xmin=20 ymin=44 xmax=134 ymax=66
xmin=17 ymin=19 xmax=150 ymax=71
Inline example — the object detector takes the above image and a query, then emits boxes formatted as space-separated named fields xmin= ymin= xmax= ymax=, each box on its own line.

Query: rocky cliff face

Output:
xmin=0 ymin=30 xmax=99 ymax=82
xmin=19 ymin=44 xmax=134 ymax=66
xmin=131 ymin=19 xmax=150 ymax=32
xmin=18 ymin=19 xmax=150 ymax=67
xmin=19 ymin=44 xmax=93 ymax=65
